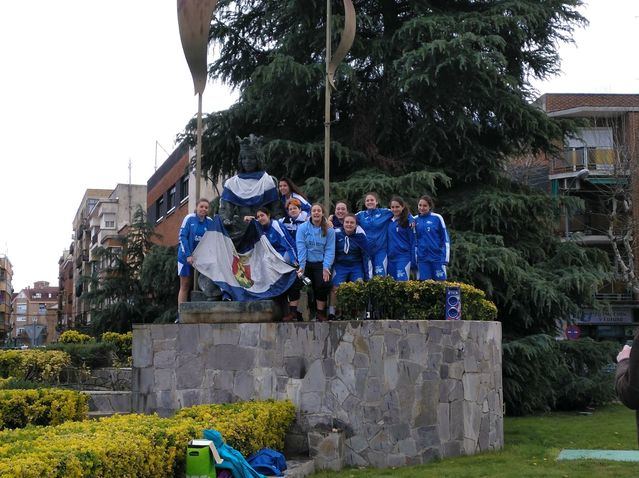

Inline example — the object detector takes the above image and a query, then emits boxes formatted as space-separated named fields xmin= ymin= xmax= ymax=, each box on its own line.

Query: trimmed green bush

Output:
xmin=0 ymin=350 xmax=71 ymax=383
xmin=58 ymin=330 xmax=94 ymax=344
xmin=100 ymin=332 xmax=132 ymax=365
xmin=336 ymin=276 xmax=497 ymax=321
xmin=0 ymin=388 xmax=88 ymax=429
xmin=0 ymin=399 xmax=295 ymax=477
xmin=503 ymin=335 xmax=617 ymax=416
xmin=46 ymin=342 xmax=116 ymax=369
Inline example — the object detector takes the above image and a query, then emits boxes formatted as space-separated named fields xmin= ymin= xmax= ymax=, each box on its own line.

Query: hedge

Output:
xmin=503 ymin=335 xmax=618 ymax=415
xmin=0 ymin=350 xmax=71 ymax=383
xmin=0 ymin=388 xmax=88 ymax=429
xmin=58 ymin=330 xmax=94 ymax=344
xmin=46 ymin=342 xmax=116 ymax=369
xmin=336 ymin=276 xmax=497 ymax=321
xmin=0 ymin=399 xmax=296 ymax=477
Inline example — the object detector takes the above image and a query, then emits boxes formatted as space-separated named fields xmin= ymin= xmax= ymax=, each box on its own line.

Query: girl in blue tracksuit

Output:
xmin=356 ymin=192 xmax=393 ymax=276
xmin=329 ymin=214 xmax=371 ymax=318
xmin=329 ymin=200 xmax=349 ymax=229
xmin=296 ymin=203 xmax=336 ymax=321
xmin=387 ymin=196 xmax=415 ymax=281
xmin=255 ymin=207 xmax=302 ymax=321
xmin=177 ymin=198 xmax=215 ymax=305
xmin=278 ymin=177 xmax=311 ymax=214
xmin=414 ymin=195 xmax=450 ymax=281
xmin=279 ymin=198 xmax=309 ymax=241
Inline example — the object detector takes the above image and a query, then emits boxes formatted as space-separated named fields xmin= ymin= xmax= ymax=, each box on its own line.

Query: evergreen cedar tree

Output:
xmin=177 ymin=0 xmax=609 ymax=337
xmin=85 ymin=207 xmax=180 ymax=333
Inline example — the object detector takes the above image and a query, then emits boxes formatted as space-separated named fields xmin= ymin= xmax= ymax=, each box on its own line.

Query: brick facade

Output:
xmin=539 ymin=93 xmax=639 ymax=113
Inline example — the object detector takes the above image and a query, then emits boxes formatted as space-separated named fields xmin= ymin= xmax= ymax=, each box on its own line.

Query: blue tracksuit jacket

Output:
xmin=387 ymin=216 xmax=416 ymax=262
xmin=262 ymin=220 xmax=297 ymax=263
xmin=278 ymin=211 xmax=309 ymax=241
xmin=356 ymin=208 xmax=393 ymax=254
xmin=414 ymin=212 xmax=450 ymax=264
xmin=178 ymin=213 xmax=215 ymax=262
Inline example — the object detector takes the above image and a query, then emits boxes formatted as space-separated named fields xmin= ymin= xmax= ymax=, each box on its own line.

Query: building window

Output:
xmin=38 ymin=303 xmax=46 ymax=315
xmin=17 ymin=328 xmax=25 ymax=335
xmin=155 ymin=196 xmax=165 ymax=221
xmin=16 ymin=304 xmax=26 ymax=314
xmin=17 ymin=316 xmax=26 ymax=322
xmin=180 ymin=175 xmax=189 ymax=201
xmin=103 ymin=213 xmax=116 ymax=229
xmin=87 ymin=198 xmax=99 ymax=215
xmin=167 ymin=186 xmax=176 ymax=212
xmin=33 ymin=293 xmax=41 ymax=299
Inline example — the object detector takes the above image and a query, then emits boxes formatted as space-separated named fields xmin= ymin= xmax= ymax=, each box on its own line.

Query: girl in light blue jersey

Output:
xmin=414 ymin=195 xmax=450 ymax=281
xmin=387 ymin=196 xmax=415 ymax=281
xmin=356 ymin=192 xmax=393 ymax=276
xmin=296 ymin=203 xmax=336 ymax=321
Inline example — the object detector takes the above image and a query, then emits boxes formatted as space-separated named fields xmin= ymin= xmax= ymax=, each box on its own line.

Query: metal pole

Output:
xmin=323 ymin=0 xmax=332 ymax=209
xmin=194 ymin=92 xmax=203 ymax=291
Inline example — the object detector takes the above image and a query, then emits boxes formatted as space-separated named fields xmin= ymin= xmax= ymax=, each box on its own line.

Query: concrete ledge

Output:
xmin=179 ymin=300 xmax=281 ymax=323
xmin=83 ymin=390 xmax=132 ymax=414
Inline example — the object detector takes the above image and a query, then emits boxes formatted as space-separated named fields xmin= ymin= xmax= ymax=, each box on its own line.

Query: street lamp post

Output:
xmin=564 ymin=168 xmax=590 ymax=239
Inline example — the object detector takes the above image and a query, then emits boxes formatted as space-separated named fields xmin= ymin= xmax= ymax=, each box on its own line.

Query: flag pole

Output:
xmin=324 ymin=0 xmax=332 ymax=209
xmin=193 ymin=91 xmax=203 ymax=291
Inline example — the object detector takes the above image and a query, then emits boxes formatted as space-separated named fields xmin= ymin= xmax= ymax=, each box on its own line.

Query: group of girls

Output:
xmin=255 ymin=178 xmax=450 ymax=321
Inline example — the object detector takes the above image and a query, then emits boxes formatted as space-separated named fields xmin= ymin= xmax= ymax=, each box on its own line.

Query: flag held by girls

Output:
xmin=192 ymin=216 xmax=297 ymax=301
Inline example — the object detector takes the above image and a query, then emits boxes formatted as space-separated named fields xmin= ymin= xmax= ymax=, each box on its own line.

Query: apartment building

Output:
xmin=0 ymin=256 xmax=13 ymax=342
xmin=57 ymin=249 xmax=74 ymax=331
xmin=71 ymin=189 xmax=112 ymax=326
xmin=10 ymin=281 xmax=59 ymax=346
xmin=71 ymin=186 xmax=147 ymax=325
xmin=536 ymin=93 xmax=639 ymax=341
xmin=147 ymin=141 xmax=219 ymax=247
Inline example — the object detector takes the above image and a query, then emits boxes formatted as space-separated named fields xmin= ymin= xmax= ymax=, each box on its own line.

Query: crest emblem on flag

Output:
xmin=232 ymin=253 xmax=254 ymax=288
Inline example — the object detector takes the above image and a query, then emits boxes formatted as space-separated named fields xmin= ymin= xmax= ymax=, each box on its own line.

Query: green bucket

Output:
xmin=186 ymin=439 xmax=216 ymax=478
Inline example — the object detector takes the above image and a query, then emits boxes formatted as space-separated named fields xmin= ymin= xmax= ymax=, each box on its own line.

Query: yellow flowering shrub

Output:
xmin=0 ymin=400 xmax=296 ymax=477
xmin=174 ymin=400 xmax=296 ymax=456
xmin=0 ymin=388 xmax=88 ymax=429
xmin=58 ymin=330 xmax=94 ymax=344
xmin=336 ymin=276 xmax=498 ymax=321
xmin=0 ymin=350 xmax=71 ymax=382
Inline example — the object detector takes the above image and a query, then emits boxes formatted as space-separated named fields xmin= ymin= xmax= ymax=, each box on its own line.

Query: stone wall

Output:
xmin=133 ymin=320 xmax=503 ymax=467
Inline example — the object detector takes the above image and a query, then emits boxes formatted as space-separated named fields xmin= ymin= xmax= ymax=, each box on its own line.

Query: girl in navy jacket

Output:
xmin=387 ymin=196 xmax=415 ymax=281
xmin=279 ymin=198 xmax=309 ymax=241
xmin=414 ymin=195 xmax=450 ymax=281
xmin=356 ymin=193 xmax=393 ymax=276
xmin=255 ymin=207 xmax=302 ymax=321
xmin=278 ymin=177 xmax=311 ymax=214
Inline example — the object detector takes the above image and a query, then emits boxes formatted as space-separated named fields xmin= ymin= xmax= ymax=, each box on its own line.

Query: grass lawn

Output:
xmin=310 ymin=404 xmax=638 ymax=477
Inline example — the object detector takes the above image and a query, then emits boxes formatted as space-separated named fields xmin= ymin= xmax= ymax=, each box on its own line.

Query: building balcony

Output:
xmin=549 ymin=148 xmax=624 ymax=178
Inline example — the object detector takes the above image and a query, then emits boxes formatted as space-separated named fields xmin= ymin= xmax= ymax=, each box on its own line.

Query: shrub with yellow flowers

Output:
xmin=336 ymin=276 xmax=497 ymax=321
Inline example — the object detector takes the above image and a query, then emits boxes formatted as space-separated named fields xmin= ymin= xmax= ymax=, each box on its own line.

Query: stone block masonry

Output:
xmin=133 ymin=320 xmax=503 ymax=467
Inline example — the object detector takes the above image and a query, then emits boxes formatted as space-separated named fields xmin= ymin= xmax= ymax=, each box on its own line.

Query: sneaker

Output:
xmin=328 ymin=314 xmax=336 ymax=321
xmin=317 ymin=310 xmax=328 ymax=322
xmin=281 ymin=312 xmax=296 ymax=322
xmin=174 ymin=314 xmax=180 ymax=324
xmin=296 ymin=311 xmax=304 ymax=322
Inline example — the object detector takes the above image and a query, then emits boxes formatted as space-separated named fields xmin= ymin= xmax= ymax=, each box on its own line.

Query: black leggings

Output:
xmin=305 ymin=262 xmax=331 ymax=302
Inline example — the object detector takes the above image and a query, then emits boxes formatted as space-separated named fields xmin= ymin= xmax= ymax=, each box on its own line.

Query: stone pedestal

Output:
xmin=179 ymin=300 xmax=282 ymax=323
xmin=308 ymin=429 xmax=345 ymax=471
xmin=133 ymin=320 xmax=503 ymax=467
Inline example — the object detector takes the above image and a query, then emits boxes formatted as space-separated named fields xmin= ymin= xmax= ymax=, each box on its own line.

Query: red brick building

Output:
xmin=147 ymin=142 xmax=219 ymax=247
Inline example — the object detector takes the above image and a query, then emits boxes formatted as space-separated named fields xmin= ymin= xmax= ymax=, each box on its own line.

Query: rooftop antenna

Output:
xmin=128 ymin=158 xmax=132 ymax=225
xmin=155 ymin=140 xmax=171 ymax=171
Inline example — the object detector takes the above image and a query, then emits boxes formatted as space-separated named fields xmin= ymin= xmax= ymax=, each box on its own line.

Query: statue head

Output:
xmin=237 ymin=134 xmax=263 ymax=173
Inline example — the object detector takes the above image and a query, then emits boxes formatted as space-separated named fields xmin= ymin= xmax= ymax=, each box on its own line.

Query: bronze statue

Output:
xmin=218 ymin=135 xmax=282 ymax=242
xmin=199 ymin=135 xmax=282 ymax=300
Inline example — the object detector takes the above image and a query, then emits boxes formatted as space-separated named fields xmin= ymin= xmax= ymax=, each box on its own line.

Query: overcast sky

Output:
xmin=1 ymin=0 xmax=637 ymax=292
